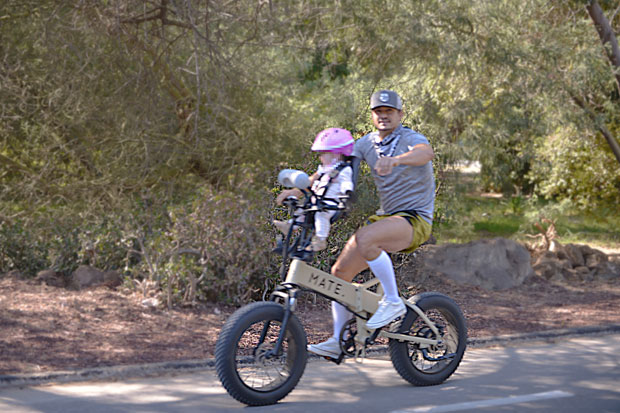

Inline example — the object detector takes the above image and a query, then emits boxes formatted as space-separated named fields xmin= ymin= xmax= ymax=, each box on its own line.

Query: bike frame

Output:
xmin=268 ymin=169 xmax=442 ymax=361
xmin=270 ymin=258 xmax=442 ymax=361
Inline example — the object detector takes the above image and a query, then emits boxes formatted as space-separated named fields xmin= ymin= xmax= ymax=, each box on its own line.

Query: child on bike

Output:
xmin=273 ymin=127 xmax=354 ymax=251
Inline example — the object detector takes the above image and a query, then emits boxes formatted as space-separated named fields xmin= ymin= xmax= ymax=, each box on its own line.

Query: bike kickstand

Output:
xmin=354 ymin=346 xmax=367 ymax=364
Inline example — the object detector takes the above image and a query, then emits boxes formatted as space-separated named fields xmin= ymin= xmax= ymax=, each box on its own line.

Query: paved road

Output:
xmin=1 ymin=334 xmax=619 ymax=413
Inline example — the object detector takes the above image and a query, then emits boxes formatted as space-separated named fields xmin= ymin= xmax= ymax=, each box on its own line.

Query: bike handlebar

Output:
xmin=278 ymin=169 xmax=311 ymax=190
xmin=275 ymin=169 xmax=352 ymax=269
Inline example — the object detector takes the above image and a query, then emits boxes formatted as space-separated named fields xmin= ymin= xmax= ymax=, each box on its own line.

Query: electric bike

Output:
xmin=214 ymin=168 xmax=467 ymax=406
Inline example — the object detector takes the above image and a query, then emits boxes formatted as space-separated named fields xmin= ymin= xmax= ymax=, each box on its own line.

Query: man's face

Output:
xmin=371 ymin=107 xmax=403 ymax=135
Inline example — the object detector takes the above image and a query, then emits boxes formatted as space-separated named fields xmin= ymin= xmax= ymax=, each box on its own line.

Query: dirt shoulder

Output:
xmin=1 ymin=263 xmax=619 ymax=377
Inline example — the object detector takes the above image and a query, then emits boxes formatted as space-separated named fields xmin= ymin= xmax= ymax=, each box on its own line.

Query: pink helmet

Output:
xmin=311 ymin=128 xmax=354 ymax=156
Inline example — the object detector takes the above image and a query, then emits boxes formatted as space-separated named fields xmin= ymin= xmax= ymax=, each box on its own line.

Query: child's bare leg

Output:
xmin=312 ymin=211 xmax=335 ymax=251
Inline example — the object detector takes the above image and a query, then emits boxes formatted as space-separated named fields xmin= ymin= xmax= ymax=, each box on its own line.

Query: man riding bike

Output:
xmin=278 ymin=89 xmax=435 ymax=359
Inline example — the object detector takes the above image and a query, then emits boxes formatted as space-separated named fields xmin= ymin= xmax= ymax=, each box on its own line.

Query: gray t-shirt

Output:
xmin=352 ymin=125 xmax=435 ymax=224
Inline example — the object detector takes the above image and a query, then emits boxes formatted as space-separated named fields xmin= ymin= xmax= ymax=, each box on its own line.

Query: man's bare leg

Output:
xmin=331 ymin=216 xmax=413 ymax=281
xmin=308 ymin=216 xmax=414 ymax=355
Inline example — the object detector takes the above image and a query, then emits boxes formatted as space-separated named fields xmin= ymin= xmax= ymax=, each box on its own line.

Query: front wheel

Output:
xmin=389 ymin=292 xmax=467 ymax=386
xmin=215 ymin=301 xmax=307 ymax=406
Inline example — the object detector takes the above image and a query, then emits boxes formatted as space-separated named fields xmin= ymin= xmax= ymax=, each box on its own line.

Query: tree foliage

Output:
xmin=1 ymin=0 xmax=619 ymax=303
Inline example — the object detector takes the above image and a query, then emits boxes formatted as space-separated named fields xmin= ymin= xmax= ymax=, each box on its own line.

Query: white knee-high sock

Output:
xmin=332 ymin=301 xmax=352 ymax=339
xmin=367 ymin=250 xmax=400 ymax=302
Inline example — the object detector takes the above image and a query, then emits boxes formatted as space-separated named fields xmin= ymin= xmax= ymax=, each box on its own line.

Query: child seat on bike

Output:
xmin=274 ymin=156 xmax=360 ymax=259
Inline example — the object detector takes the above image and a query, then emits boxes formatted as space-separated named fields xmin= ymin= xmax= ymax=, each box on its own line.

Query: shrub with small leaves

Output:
xmin=0 ymin=220 xmax=49 ymax=276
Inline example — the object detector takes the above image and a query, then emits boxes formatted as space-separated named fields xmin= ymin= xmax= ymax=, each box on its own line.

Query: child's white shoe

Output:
xmin=273 ymin=220 xmax=291 ymax=234
xmin=311 ymin=236 xmax=327 ymax=251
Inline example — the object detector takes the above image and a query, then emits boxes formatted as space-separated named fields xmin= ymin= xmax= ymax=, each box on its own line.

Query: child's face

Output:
xmin=319 ymin=152 xmax=340 ymax=167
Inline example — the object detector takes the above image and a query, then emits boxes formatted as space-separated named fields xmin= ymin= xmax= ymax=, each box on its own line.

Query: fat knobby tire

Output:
xmin=215 ymin=301 xmax=307 ymax=406
xmin=388 ymin=292 xmax=467 ymax=386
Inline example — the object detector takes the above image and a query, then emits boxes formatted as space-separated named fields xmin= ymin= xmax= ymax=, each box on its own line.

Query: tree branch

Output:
xmin=120 ymin=1 xmax=191 ymax=29
xmin=586 ymin=0 xmax=620 ymax=95
xmin=0 ymin=153 xmax=33 ymax=176
xmin=610 ymin=4 xmax=620 ymax=23
xmin=571 ymin=94 xmax=620 ymax=164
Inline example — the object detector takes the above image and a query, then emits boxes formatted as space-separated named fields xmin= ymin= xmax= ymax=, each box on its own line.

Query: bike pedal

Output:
xmin=365 ymin=335 xmax=380 ymax=347
xmin=292 ymin=249 xmax=314 ymax=262
xmin=324 ymin=353 xmax=345 ymax=365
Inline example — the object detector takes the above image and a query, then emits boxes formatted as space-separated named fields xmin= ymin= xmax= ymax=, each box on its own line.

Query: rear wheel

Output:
xmin=389 ymin=292 xmax=467 ymax=386
xmin=215 ymin=301 xmax=307 ymax=406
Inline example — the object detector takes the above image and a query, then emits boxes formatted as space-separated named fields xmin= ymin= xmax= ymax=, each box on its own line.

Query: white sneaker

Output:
xmin=307 ymin=337 xmax=341 ymax=358
xmin=366 ymin=298 xmax=406 ymax=329
xmin=311 ymin=236 xmax=327 ymax=251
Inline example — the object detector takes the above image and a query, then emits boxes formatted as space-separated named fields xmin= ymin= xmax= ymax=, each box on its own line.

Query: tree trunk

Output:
xmin=585 ymin=1 xmax=620 ymax=164
xmin=586 ymin=0 xmax=620 ymax=94
xmin=597 ymin=123 xmax=620 ymax=164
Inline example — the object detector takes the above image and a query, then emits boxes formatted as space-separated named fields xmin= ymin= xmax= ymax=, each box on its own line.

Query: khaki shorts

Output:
xmin=366 ymin=211 xmax=432 ymax=254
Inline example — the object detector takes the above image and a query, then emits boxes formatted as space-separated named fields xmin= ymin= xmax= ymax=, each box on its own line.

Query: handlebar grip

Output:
xmin=283 ymin=196 xmax=298 ymax=207
xmin=278 ymin=169 xmax=311 ymax=189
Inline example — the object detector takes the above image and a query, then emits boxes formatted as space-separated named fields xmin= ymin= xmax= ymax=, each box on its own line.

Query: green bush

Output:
xmin=0 ymin=220 xmax=49 ymax=276
xmin=528 ymin=125 xmax=620 ymax=209
xmin=126 ymin=172 xmax=281 ymax=306
xmin=0 ymin=214 xmax=131 ymax=278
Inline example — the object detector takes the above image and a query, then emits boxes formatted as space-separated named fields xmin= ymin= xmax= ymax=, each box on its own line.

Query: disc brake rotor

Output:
xmin=254 ymin=343 xmax=270 ymax=367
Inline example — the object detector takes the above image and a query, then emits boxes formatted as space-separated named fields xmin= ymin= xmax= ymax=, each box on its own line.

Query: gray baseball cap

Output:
xmin=370 ymin=90 xmax=403 ymax=110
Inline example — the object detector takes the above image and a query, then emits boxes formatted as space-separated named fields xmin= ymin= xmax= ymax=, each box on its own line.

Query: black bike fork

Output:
xmin=262 ymin=291 xmax=297 ymax=358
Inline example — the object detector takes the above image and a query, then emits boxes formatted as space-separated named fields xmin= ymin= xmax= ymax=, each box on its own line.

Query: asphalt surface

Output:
xmin=1 ymin=328 xmax=619 ymax=413
xmin=1 ymin=324 xmax=619 ymax=389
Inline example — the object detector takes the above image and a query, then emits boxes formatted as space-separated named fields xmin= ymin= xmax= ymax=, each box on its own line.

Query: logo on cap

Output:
xmin=379 ymin=92 xmax=390 ymax=103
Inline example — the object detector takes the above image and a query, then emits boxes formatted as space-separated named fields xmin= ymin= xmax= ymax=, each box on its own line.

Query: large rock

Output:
xmin=532 ymin=258 xmax=565 ymax=282
xmin=35 ymin=270 xmax=66 ymax=287
xmin=584 ymin=248 xmax=608 ymax=269
xmin=4 ymin=269 xmax=23 ymax=279
xmin=71 ymin=265 xmax=104 ymax=289
xmin=557 ymin=243 xmax=585 ymax=267
xmin=103 ymin=270 xmax=122 ymax=288
xmin=421 ymin=238 xmax=534 ymax=290
xmin=594 ymin=262 xmax=619 ymax=280
xmin=532 ymin=243 xmax=618 ymax=282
